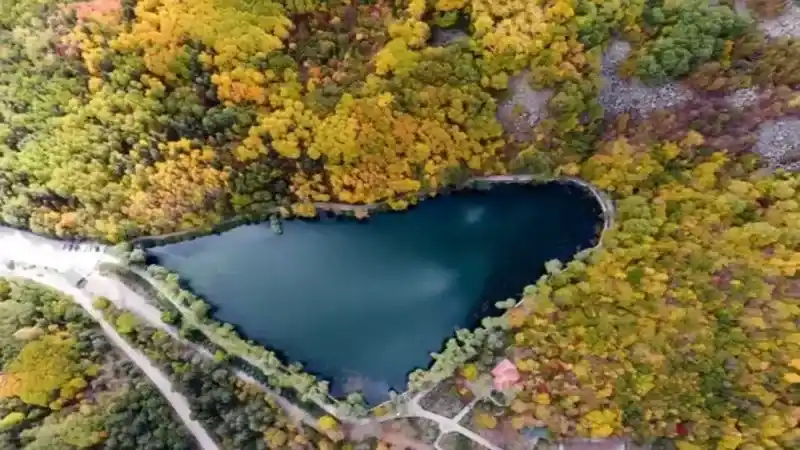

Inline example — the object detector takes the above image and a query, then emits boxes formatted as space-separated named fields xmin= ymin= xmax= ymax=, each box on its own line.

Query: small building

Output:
xmin=491 ymin=358 xmax=520 ymax=391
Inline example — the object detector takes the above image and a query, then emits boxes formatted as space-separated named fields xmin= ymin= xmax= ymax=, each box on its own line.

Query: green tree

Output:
xmin=6 ymin=334 xmax=81 ymax=407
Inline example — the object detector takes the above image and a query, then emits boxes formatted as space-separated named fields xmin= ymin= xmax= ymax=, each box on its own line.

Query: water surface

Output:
xmin=150 ymin=182 xmax=602 ymax=403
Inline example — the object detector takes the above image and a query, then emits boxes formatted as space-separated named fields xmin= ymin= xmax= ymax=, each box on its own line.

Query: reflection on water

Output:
xmin=150 ymin=183 xmax=602 ymax=403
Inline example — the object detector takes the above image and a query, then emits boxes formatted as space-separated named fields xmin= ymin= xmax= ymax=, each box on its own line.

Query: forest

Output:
xmin=0 ymin=0 xmax=798 ymax=448
xmin=0 ymin=0 xmax=784 ymax=241
xmin=0 ymin=278 xmax=193 ymax=449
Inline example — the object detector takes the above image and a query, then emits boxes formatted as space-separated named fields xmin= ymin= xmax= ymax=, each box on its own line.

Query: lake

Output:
xmin=149 ymin=182 xmax=602 ymax=403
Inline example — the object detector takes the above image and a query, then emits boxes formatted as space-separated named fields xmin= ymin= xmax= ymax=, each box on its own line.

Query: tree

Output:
xmin=0 ymin=300 xmax=36 ymax=361
xmin=0 ymin=412 xmax=25 ymax=431
xmin=93 ymin=297 xmax=111 ymax=310
xmin=635 ymin=1 xmax=750 ymax=84
xmin=21 ymin=409 xmax=105 ymax=450
xmin=0 ymin=278 xmax=193 ymax=449
xmin=114 ymin=312 xmax=139 ymax=334
xmin=6 ymin=334 xmax=81 ymax=407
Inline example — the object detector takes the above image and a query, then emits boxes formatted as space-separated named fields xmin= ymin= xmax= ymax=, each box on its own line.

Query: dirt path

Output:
xmin=81 ymin=271 xmax=324 ymax=431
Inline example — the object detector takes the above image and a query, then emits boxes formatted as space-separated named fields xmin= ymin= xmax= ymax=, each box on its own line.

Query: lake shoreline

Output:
xmin=0 ymin=176 xmax=615 ymax=421
xmin=130 ymin=175 xmax=614 ymax=249
xmin=145 ymin=179 xmax=613 ymax=404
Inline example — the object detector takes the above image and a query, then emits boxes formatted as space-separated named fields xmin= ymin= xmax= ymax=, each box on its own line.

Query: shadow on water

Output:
xmin=471 ymin=183 xmax=604 ymax=319
xmin=148 ymin=182 xmax=603 ymax=404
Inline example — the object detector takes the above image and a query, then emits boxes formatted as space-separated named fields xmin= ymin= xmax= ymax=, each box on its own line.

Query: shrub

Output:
xmin=92 ymin=297 xmax=111 ymax=310
xmin=0 ymin=412 xmax=25 ymax=430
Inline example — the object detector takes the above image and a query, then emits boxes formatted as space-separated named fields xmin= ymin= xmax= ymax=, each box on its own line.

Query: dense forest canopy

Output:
xmin=2 ymin=0 xmax=732 ymax=241
xmin=0 ymin=0 xmax=787 ymax=239
xmin=0 ymin=0 xmax=799 ymax=449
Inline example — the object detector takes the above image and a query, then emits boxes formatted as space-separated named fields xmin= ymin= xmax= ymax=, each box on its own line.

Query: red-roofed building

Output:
xmin=491 ymin=358 xmax=520 ymax=391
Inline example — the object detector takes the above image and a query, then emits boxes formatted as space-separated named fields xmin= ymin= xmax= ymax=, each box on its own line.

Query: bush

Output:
xmin=0 ymin=412 xmax=25 ymax=430
xmin=114 ymin=313 xmax=138 ymax=334
xmin=93 ymin=297 xmax=111 ymax=310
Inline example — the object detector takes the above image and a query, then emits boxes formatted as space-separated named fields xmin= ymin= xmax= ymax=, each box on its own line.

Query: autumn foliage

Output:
xmin=1 ymin=0 xmax=799 ymax=448
xmin=509 ymin=136 xmax=800 ymax=447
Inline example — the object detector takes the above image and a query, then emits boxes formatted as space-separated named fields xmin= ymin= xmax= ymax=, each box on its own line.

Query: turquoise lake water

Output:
xmin=149 ymin=182 xmax=602 ymax=403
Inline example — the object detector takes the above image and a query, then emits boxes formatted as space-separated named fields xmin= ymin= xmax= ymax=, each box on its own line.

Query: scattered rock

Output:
xmin=599 ymin=40 xmax=695 ymax=118
xmin=760 ymin=4 xmax=800 ymax=38
xmin=725 ymin=86 xmax=765 ymax=109
xmin=430 ymin=28 xmax=469 ymax=47
xmin=754 ymin=118 xmax=800 ymax=171
xmin=496 ymin=70 xmax=553 ymax=142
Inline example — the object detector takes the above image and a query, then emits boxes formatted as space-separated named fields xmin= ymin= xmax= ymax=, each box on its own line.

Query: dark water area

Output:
xmin=149 ymin=182 xmax=602 ymax=404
